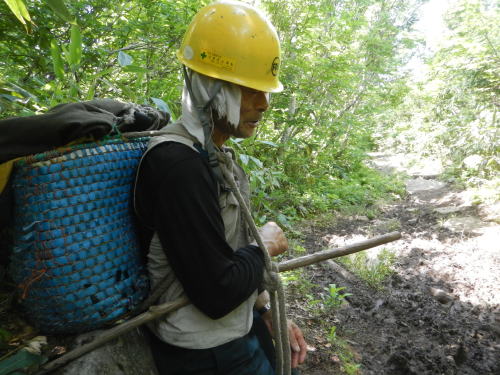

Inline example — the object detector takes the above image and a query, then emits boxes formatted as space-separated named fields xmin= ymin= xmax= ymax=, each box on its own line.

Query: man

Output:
xmin=134 ymin=1 xmax=307 ymax=374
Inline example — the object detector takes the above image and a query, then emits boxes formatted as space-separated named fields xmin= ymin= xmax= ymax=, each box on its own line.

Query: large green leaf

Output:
xmin=16 ymin=0 xmax=30 ymax=22
xmin=68 ymin=24 xmax=82 ymax=69
xmin=46 ymin=0 xmax=75 ymax=23
xmin=50 ymin=39 xmax=65 ymax=81
xmin=3 ymin=0 xmax=32 ymax=31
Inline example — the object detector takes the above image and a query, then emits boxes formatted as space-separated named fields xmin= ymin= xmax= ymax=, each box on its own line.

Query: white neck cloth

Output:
xmin=180 ymin=69 xmax=241 ymax=146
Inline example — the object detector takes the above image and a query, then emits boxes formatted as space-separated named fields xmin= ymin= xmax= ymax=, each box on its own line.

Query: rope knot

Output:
xmin=263 ymin=262 xmax=280 ymax=292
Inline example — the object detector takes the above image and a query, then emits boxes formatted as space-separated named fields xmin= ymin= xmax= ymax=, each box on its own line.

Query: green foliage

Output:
xmin=0 ymin=0 xmax=200 ymax=115
xmin=326 ymin=325 xmax=361 ymax=375
xmin=281 ymin=269 xmax=315 ymax=295
xmin=375 ymin=0 xmax=499 ymax=192
xmin=339 ymin=249 xmax=395 ymax=290
xmin=306 ymin=283 xmax=351 ymax=314
xmin=1 ymin=0 xmax=424 ymax=222
xmin=322 ymin=284 xmax=352 ymax=309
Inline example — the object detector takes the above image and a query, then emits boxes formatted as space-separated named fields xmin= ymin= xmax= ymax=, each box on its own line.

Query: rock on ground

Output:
xmin=55 ymin=329 xmax=158 ymax=375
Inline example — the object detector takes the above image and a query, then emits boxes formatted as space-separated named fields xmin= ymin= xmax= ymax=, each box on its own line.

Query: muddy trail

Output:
xmin=287 ymin=153 xmax=500 ymax=375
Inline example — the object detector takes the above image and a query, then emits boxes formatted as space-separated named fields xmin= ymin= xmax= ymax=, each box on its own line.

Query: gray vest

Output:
xmin=140 ymin=121 xmax=257 ymax=349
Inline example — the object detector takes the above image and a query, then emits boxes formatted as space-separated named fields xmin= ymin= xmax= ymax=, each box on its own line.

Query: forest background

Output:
xmin=1 ymin=0 xmax=498 ymax=227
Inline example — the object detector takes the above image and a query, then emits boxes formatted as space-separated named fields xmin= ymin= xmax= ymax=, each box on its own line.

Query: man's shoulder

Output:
xmin=146 ymin=140 xmax=202 ymax=165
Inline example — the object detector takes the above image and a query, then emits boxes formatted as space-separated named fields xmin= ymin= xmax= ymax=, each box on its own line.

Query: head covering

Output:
xmin=180 ymin=69 xmax=241 ymax=146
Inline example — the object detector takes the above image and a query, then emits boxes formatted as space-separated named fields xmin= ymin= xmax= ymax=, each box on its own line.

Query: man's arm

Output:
xmin=135 ymin=142 xmax=265 ymax=319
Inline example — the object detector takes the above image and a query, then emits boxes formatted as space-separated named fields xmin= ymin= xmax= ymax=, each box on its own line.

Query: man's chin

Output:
xmin=233 ymin=130 xmax=256 ymax=139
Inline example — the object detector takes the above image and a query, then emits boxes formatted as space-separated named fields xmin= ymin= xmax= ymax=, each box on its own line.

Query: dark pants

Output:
xmin=148 ymin=314 xmax=275 ymax=375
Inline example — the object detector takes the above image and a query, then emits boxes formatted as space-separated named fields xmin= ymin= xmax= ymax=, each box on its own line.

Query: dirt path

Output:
xmin=288 ymin=153 xmax=500 ymax=374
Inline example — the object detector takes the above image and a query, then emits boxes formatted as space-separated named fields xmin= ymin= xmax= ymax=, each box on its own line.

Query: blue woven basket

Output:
xmin=9 ymin=138 xmax=150 ymax=334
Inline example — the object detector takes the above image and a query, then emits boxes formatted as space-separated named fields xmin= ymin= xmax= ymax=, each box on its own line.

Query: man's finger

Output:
xmin=297 ymin=331 xmax=308 ymax=363
xmin=288 ymin=323 xmax=300 ymax=352
xmin=291 ymin=322 xmax=308 ymax=364
xmin=291 ymin=350 xmax=299 ymax=368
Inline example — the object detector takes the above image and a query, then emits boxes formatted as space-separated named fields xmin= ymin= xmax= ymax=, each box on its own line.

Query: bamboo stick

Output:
xmin=36 ymin=231 xmax=401 ymax=374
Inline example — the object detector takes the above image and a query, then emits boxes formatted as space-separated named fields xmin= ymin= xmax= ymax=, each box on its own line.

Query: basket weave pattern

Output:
xmin=9 ymin=139 xmax=150 ymax=333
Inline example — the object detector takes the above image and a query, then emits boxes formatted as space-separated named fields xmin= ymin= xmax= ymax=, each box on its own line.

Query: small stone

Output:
xmin=430 ymin=287 xmax=453 ymax=304
xmin=443 ymin=216 xmax=491 ymax=234
xmin=462 ymin=154 xmax=483 ymax=170
xmin=355 ymin=215 xmax=370 ymax=222
xmin=434 ymin=206 xmax=463 ymax=214
xmin=406 ymin=177 xmax=446 ymax=194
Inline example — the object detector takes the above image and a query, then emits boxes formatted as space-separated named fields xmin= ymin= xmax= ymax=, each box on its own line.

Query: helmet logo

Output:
xmin=271 ymin=57 xmax=280 ymax=76
xmin=199 ymin=49 xmax=235 ymax=72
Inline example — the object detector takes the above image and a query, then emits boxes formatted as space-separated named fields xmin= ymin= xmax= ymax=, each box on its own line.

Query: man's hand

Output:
xmin=288 ymin=320 xmax=308 ymax=368
xmin=258 ymin=221 xmax=288 ymax=256
xmin=261 ymin=312 xmax=308 ymax=368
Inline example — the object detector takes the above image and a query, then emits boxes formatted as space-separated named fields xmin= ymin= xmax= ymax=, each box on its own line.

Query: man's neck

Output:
xmin=212 ymin=127 xmax=230 ymax=148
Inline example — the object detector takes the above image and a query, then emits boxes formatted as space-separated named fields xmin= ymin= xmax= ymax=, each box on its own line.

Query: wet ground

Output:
xmin=287 ymin=153 xmax=500 ymax=374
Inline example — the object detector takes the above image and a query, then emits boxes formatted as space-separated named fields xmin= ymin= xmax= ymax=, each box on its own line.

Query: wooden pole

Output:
xmin=278 ymin=231 xmax=401 ymax=272
xmin=36 ymin=232 xmax=401 ymax=374
xmin=36 ymin=297 xmax=189 ymax=375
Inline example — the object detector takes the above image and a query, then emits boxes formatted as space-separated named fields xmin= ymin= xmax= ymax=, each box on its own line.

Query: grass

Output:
xmin=338 ymin=248 xmax=396 ymax=290
xmin=326 ymin=325 xmax=361 ymax=375
xmin=280 ymin=269 xmax=316 ymax=296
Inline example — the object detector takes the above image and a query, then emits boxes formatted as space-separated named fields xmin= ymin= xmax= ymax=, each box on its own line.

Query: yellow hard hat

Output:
xmin=176 ymin=0 xmax=283 ymax=93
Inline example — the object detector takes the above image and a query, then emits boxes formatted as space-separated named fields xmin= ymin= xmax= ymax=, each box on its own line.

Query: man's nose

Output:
xmin=255 ymin=92 xmax=270 ymax=112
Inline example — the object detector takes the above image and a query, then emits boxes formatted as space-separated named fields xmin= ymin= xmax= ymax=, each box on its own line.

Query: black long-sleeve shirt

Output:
xmin=134 ymin=141 xmax=264 ymax=319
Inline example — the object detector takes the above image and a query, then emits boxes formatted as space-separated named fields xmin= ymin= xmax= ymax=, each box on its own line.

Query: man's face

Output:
xmin=213 ymin=85 xmax=270 ymax=141
xmin=234 ymin=86 xmax=270 ymax=138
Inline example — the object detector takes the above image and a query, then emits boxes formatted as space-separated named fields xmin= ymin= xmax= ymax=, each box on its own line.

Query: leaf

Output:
xmin=277 ymin=213 xmax=290 ymax=226
xmin=46 ymin=0 xmax=75 ymax=23
xmin=16 ymin=0 xmax=30 ymax=22
xmin=5 ymin=83 xmax=36 ymax=99
xmin=257 ymin=140 xmax=278 ymax=147
xmin=3 ymin=0 xmax=32 ymax=32
xmin=92 ymin=68 xmax=113 ymax=79
xmin=3 ymin=0 xmax=24 ymax=24
xmin=69 ymin=82 xmax=78 ymax=98
xmin=123 ymin=65 xmax=148 ymax=73
xmin=69 ymin=24 xmax=82 ymax=68
xmin=0 ymin=93 xmax=21 ymax=102
xmin=50 ymin=39 xmax=65 ymax=80
xmin=151 ymin=97 xmax=171 ymax=115
xmin=249 ymin=155 xmax=263 ymax=168
xmin=239 ymin=153 xmax=249 ymax=166
xmin=118 ymin=51 xmax=133 ymax=67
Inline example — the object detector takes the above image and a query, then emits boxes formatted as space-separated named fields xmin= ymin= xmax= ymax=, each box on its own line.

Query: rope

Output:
xmin=219 ymin=162 xmax=291 ymax=375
